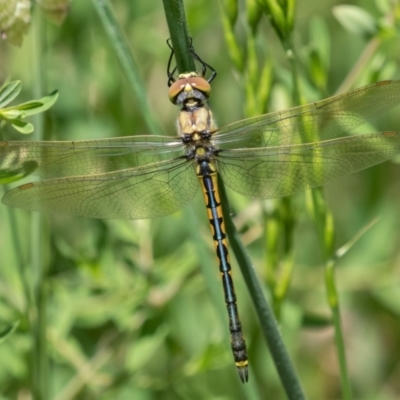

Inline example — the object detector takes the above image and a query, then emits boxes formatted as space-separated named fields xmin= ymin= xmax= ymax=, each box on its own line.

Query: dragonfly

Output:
xmin=1 ymin=43 xmax=400 ymax=383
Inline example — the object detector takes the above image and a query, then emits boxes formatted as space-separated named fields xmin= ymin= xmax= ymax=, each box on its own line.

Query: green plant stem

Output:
xmin=162 ymin=0 xmax=194 ymax=73
xmin=162 ymin=2 xmax=305 ymax=394
xmin=286 ymin=30 xmax=353 ymax=400
xmin=325 ymin=260 xmax=352 ymax=400
xmin=162 ymin=1 xmax=257 ymax=391
xmin=219 ymin=179 xmax=306 ymax=400
xmin=185 ymin=208 xmax=259 ymax=399
xmin=283 ymin=37 xmax=301 ymax=106
xmin=92 ymin=0 xmax=162 ymax=135
xmin=303 ymin=107 xmax=352 ymax=400
xmin=335 ymin=3 xmax=396 ymax=95
xmin=323 ymin=217 xmax=379 ymax=400
xmin=268 ymin=36 xmax=298 ymax=316
xmin=163 ymin=2 xmax=305 ymax=395
xmin=5 ymin=199 xmax=31 ymax=312
xmin=31 ymin=9 xmax=49 ymax=400
xmin=335 ymin=38 xmax=380 ymax=95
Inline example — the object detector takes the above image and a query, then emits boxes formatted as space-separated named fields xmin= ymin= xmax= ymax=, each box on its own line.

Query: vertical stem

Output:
xmin=284 ymin=37 xmax=300 ymax=106
xmin=291 ymin=24 xmax=353 ymax=398
xmin=162 ymin=0 xmax=194 ymax=73
xmin=219 ymin=179 xmax=307 ymax=400
xmin=325 ymin=261 xmax=353 ymax=400
xmin=307 ymin=187 xmax=352 ymax=399
xmin=269 ymin=36 xmax=298 ymax=315
xmin=6 ymin=200 xmax=31 ymax=313
xmin=31 ymin=9 xmax=49 ymax=400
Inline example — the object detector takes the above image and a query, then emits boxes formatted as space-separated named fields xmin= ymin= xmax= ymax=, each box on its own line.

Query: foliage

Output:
xmin=0 ymin=1 xmax=400 ymax=399
xmin=0 ymin=80 xmax=58 ymax=135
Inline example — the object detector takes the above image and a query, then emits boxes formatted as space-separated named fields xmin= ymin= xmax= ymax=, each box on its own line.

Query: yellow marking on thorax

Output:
xmin=178 ymin=107 xmax=211 ymax=135
xmin=192 ymin=133 xmax=201 ymax=141
xmin=177 ymin=104 xmax=216 ymax=137
xmin=196 ymin=147 xmax=206 ymax=156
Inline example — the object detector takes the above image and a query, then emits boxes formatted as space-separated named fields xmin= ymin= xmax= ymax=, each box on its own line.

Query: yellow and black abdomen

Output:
xmin=197 ymin=159 xmax=249 ymax=382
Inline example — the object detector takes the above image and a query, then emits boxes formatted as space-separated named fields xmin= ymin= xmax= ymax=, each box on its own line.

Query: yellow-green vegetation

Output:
xmin=0 ymin=1 xmax=399 ymax=399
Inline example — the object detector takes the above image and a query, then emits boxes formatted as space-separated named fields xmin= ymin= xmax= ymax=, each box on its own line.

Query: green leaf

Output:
xmin=0 ymin=89 xmax=58 ymax=134
xmin=13 ymin=90 xmax=58 ymax=118
xmin=0 ymin=109 xmax=23 ymax=120
xmin=17 ymin=90 xmax=59 ymax=117
xmin=0 ymin=320 xmax=20 ymax=344
xmin=309 ymin=17 xmax=330 ymax=71
xmin=333 ymin=5 xmax=377 ymax=38
xmin=1 ymin=116 xmax=34 ymax=134
xmin=302 ymin=312 xmax=332 ymax=329
xmin=257 ymin=0 xmax=286 ymax=40
xmin=12 ymin=101 xmax=44 ymax=111
xmin=246 ymin=0 xmax=262 ymax=33
xmin=0 ymin=81 xmax=22 ymax=108
xmin=333 ymin=218 xmax=379 ymax=261
xmin=0 ymin=91 xmax=58 ymax=118
xmin=126 ymin=327 xmax=168 ymax=372
xmin=11 ymin=119 xmax=34 ymax=134
xmin=221 ymin=0 xmax=238 ymax=26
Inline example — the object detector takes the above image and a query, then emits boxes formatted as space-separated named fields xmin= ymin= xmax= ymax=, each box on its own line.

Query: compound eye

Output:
xmin=187 ymin=76 xmax=211 ymax=97
xmin=168 ymin=74 xmax=212 ymax=104
xmin=168 ymin=78 xmax=186 ymax=104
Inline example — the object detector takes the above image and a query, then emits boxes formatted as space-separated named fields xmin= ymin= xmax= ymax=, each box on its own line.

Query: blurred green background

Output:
xmin=0 ymin=0 xmax=400 ymax=399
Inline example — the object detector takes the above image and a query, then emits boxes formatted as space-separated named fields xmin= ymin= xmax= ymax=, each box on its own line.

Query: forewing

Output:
xmin=213 ymin=80 xmax=400 ymax=149
xmin=216 ymin=132 xmax=400 ymax=199
xmin=0 ymin=135 xmax=184 ymax=181
xmin=2 ymin=158 xmax=198 ymax=219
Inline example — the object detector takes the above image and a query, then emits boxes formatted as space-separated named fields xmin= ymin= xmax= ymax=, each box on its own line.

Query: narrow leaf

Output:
xmin=0 ymin=81 xmax=22 ymax=108
xmin=13 ymin=101 xmax=44 ymax=111
xmin=302 ymin=312 xmax=332 ymax=328
xmin=0 ymin=109 xmax=23 ymax=120
xmin=10 ymin=119 xmax=34 ymax=134
xmin=0 ymin=320 xmax=20 ymax=344
xmin=333 ymin=5 xmax=377 ymax=38
xmin=19 ymin=90 xmax=59 ymax=116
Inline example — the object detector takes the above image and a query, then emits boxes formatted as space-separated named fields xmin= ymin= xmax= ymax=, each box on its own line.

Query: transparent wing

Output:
xmin=2 ymin=158 xmax=198 ymax=219
xmin=212 ymin=80 xmax=400 ymax=149
xmin=0 ymin=135 xmax=184 ymax=181
xmin=216 ymin=132 xmax=400 ymax=199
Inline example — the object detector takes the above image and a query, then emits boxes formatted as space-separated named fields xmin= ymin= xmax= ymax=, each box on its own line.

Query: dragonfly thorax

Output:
xmin=177 ymin=103 xmax=217 ymax=164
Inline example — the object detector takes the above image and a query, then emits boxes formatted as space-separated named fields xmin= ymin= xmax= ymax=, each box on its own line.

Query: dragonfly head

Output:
xmin=168 ymin=72 xmax=211 ymax=105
